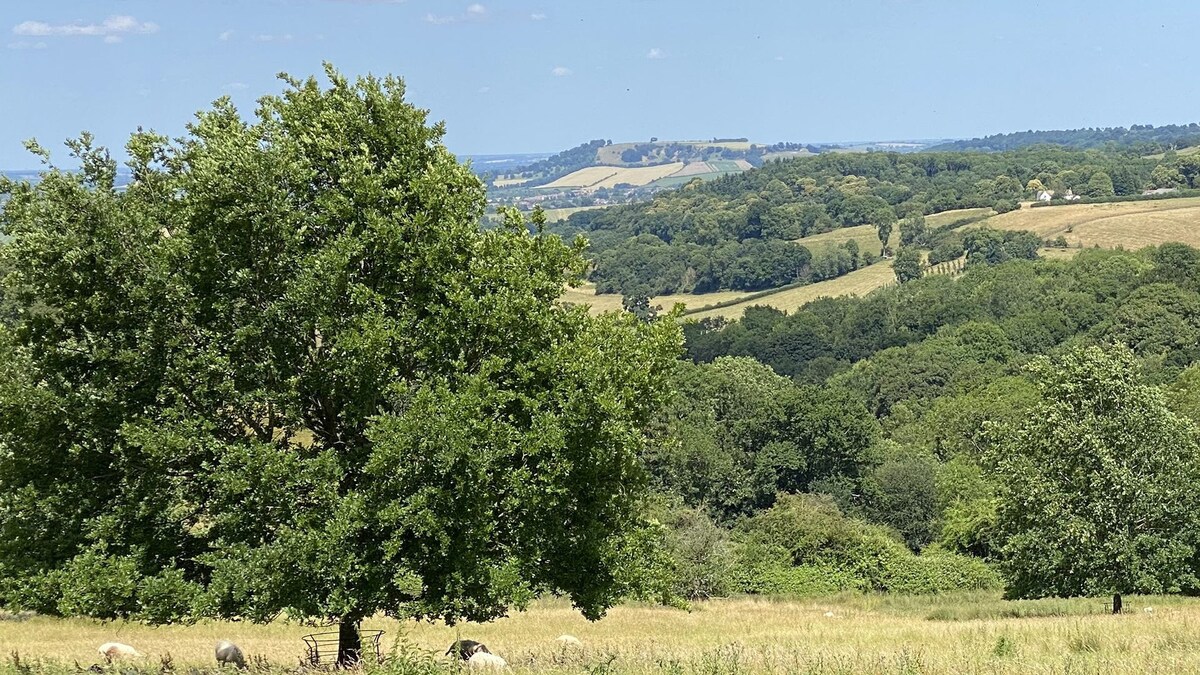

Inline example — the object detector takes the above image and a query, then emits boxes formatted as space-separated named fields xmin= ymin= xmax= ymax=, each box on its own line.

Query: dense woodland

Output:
xmin=929 ymin=123 xmax=1200 ymax=153
xmin=650 ymin=244 xmax=1200 ymax=600
xmin=558 ymin=146 xmax=1200 ymax=296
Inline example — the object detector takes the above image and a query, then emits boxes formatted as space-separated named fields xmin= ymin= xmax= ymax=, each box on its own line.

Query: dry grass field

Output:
xmin=559 ymin=283 xmax=751 ymax=315
xmin=541 ymin=164 xmax=685 ymax=192
xmin=5 ymin=594 xmax=1200 ymax=673
xmin=966 ymin=197 xmax=1200 ymax=249
xmin=688 ymin=262 xmax=897 ymax=322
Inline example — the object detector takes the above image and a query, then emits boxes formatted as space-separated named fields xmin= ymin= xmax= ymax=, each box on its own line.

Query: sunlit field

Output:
xmin=3 ymin=594 xmax=1200 ymax=673
xmin=967 ymin=197 xmax=1200 ymax=249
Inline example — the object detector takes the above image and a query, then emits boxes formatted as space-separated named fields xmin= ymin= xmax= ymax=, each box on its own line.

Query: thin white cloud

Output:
xmin=530 ymin=12 xmax=547 ymax=20
xmin=426 ymin=4 xmax=488 ymax=24
xmin=552 ymin=66 xmax=572 ymax=77
xmin=253 ymin=33 xmax=294 ymax=42
xmin=12 ymin=15 xmax=158 ymax=40
xmin=7 ymin=40 xmax=47 ymax=50
xmin=478 ymin=86 xmax=491 ymax=93
xmin=103 ymin=35 xmax=121 ymax=44
xmin=218 ymin=29 xmax=234 ymax=42
xmin=646 ymin=48 xmax=664 ymax=59
xmin=775 ymin=55 xmax=785 ymax=61
xmin=224 ymin=82 xmax=249 ymax=91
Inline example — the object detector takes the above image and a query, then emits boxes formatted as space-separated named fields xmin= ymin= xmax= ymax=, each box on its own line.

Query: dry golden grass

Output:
xmin=967 ymin=197 xmax=1200 ymax=249
xmin=558 ymin=283 xmax=750 ymax=316
xmin=534 ymin=206 xmax=608 ymax=223
xmin=588 ymin=164 xmax=685 ymax=190
xmin=688 ymin=262 xmax=896 ymax=322
xmin=8 ymin=594 xmax=1200 ymax=673
xmin=492 ymin=177 xmax=531 ymax=188
xmin=541 ymin=164 xmax=685 ymax=192
xmin=799 ymin=225 xmax=895 ymax=253
xmin=925 ymin=207 xmax=994 ymax=228
xmin=541 ymin=167 xmax=622 ymax=190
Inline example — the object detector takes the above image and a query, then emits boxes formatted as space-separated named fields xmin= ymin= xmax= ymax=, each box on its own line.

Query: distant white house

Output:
xmin=1036 ymin=190 xmax=1055 ymax=202
xmin=1143 ymin=187 xmax=1179 ymax=196
xmin=1063 ymin=189 xmax=1081 ymax=201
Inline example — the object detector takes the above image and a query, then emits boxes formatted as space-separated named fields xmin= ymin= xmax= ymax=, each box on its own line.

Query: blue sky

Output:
xmin=3 ymin=1 xmax=1198 ymax=167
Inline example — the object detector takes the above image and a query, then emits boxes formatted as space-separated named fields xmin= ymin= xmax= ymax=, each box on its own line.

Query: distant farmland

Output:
xmin=542 ymin=163 xmax=684 ymax=191
xmin=964 ymin=197 xmax=1200 ymax=249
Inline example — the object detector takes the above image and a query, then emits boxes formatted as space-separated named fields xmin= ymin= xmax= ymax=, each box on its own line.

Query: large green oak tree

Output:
xmin=0 ymin=66 xmax=681 ymax=663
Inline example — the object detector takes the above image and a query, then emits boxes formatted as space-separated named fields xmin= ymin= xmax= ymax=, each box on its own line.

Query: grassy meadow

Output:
xmin=965 ymin=197 xmax=1200 ymax=249
xmin=3 ymin=594 xmax=1199 ymax=674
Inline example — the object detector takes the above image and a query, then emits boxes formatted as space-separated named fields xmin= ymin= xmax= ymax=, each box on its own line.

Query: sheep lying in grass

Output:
xmin=446 ymin=639 xmax=490 ymax=660
xmin=466 ymin=651 xmax=507 ymax=670
xmin=215 ymin=640 xmax=246 ymax=669
xmin=555 ymin=635 xmax=582 ymax=648
xmin=97 ymin=643 xmax=141 ymax=662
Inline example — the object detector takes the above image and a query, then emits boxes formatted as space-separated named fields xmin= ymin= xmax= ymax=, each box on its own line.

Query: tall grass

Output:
xmin=0 ymin=594 xmax=1198 ymax=673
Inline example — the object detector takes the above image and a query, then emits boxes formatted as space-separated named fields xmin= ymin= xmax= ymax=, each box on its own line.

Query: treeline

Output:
xmin=560 ymin=146 xmax=1175 ymax=296
xmin=929 ymin=123 xmax=1200 ymax=153
xmin=649 ymin=243 xmax=1200 ymax=600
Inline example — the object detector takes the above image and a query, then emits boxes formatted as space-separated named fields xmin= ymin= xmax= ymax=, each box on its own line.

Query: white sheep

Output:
xmin=555 ymin=634 xmax=583 ymax=648
xmin=97 ymin=643 xmax=142 ymax=662
xmin=466 ymin=651 xmax=508 ymax=670
xmin=215 ymin=640 xmax=246 ymax=669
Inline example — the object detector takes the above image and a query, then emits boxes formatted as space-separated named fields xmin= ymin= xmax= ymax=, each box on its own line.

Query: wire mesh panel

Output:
xmin=302 ymin=630 xmax=385 ymax=667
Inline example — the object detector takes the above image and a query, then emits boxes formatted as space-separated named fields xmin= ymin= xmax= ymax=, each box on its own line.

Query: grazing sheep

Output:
xmin=555 ymin=635 xmax=582 ymax=648
xmin=97 ymin=643 xmax=142 ymax=662
xmin=466 ymin=652 xmax=507 ymax=670
xmin=446 ymin=640 xmax=490 ymax=661
xmin=215 ymin=640 xmax=246 ymax=669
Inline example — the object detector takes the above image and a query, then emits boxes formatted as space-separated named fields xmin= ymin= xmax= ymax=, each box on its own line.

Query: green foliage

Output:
xmin=899 ymin=213 xmax=927 ymax=247
xmin=892 ymin=247 xmax=923 ymax=284
xmin=0 ymin=66 xmax=682 ymax=626
xmin=658 ymin=506 xmax=735 ymax=600
xmin=990 ymin=345 xmax=1200 ymax=599
xmin=731 ymin=494 xmax=1000 ymax=596
xmin=645 ymin=358 xmax=877 ymax=521
xmin=566 ymin=146 xmax=1166 ymax=295
xmin=862 ymin=445 xmax=939 ymax=550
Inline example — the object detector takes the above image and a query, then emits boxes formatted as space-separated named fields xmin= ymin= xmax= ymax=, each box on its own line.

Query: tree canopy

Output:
xmin=989 ymin=346 xmax=1200 ymax=600
xmin=0 ymin=66 xmax=681 ymax=660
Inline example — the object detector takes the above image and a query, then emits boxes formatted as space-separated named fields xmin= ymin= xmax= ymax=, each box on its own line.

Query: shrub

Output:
xmin=731 ymin=494 xmax=1001 ymax=596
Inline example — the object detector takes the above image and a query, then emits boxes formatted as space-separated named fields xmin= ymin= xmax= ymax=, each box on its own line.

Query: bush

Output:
xmin=661 ymin=507 xmax=736 ymax=600
xmin=731 ymin=494 xmax=1001 ymax=596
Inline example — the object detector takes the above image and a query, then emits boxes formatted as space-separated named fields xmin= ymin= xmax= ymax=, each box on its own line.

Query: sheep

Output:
xmin=97 ymin=643 xmax=142 ymax=662
xmin=466 ymin=651 xmax=507 ymax=670
xmin=215 ymin=640 xmax=246 ymax=669
xmin=555 ymin=634 xmax=583 ymax=648
xmin=446 ymin=639 xmax=490 ymax=661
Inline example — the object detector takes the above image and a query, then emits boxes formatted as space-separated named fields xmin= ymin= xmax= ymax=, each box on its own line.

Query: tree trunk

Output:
xmin=1112 ymin=593 xmax=1123 ymax=615
xmin=337 ymin=618 xmax=363 ymax=668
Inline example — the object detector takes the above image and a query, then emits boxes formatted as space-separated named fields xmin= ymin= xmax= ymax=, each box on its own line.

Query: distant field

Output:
xmin=560 ymin=283 xmax=751 ymax=315
xmin=966 ymin=197 xmax=1200 ymax=249
xmin=1144 ymin=145 xmax=1200 ymax=160
xmin=926 ymin=207 xmax=994 ymax=227
xmin=536 ymin=205 xmax=608 ymax=223
xmin=6 ymin=593 xmax=1192 ymax=673
xmin=542 ymin=163 xmax=685 ymax=191
xmin=492 ymin=177 xmax=531 ymax=187
xmin=688 ymin=262 xmax=897 ymax=321
xmin=799 ymin=225 xmax=896 ymax=253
